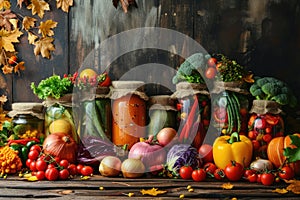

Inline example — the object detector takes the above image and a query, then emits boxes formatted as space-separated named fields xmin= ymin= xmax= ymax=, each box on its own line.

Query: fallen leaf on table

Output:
xmin=285 ymin=179 xmax=300 ymax=194
xmin=222 ymin=183 xmax=234 ymax=190
xmin=140 ymin=188 xmax=167 ymax=196
xmin=272 ymin=188 xmax=289 ymax=194
xmin=58 ymin=190 xmax=73 ymax=195
xmin=27 ymin=176 xmax=38 ymax=181
xmin=80 ymin=176 xmax=90 ymax=180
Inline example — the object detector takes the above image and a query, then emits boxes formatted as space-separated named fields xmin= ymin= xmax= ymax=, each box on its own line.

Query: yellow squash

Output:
xmin=213 ymin=132 xmax=253 ymax=169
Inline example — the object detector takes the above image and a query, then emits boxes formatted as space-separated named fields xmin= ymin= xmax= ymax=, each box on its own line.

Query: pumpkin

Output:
xmin=267 ymin=133 xmax=300 ymax=175
xmin=43 ymin=132 xmax=77 ymax=163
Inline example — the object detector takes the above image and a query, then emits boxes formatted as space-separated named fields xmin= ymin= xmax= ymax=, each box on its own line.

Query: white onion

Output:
xmin=121 ymin=158 xmax=145 ymax=178
xmin=99 ymin=156 xmax=122 ymax=177
xmin=250 ymin=158 xmax=273 ymax=172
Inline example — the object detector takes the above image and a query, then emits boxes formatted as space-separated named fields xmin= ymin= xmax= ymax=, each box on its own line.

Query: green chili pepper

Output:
xmin=26 ymin=140 xmax=37 ymax=149
xmin=21 ymin=146 xmax=29 ymax=163
xmin=9 ymin=144 xmax=22 ymax=152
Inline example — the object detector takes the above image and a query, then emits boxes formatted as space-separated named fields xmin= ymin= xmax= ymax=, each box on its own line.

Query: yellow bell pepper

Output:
xmin=213 ymin=132 xmax=253 ymax=169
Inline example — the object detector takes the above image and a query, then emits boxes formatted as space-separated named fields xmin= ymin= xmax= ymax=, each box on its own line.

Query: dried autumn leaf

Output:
xmin=33 ymin=37 xmax=55 ymax=59
xmin=285 ymin=179 xmax=300 ymax=194
xmin=272 ymin=188 xmax=289 ymax=194
xmin=80 ymin=176 xmax=90 ymax=180
xmin=0 ymin=0 xmax=11 ymax=10
xmin=58 ymin=190 xmax=73 ymax=195
xmin=2 ymin=64 xmax=13 ymax=74
xmin=0 ymin=10 xmax=17 ymax=31
xmin=0 ymin=95 xmax=7 ymax=104
xmin=17 ymin=0 xmax=29 ymax=8
xmin=222 ymin=183 xmax=234 ymax=190
xmin=0 ymin=29 xmax=23 ymax=52
xmin=56 ymin=0 xmax=73 ymax=13
xmin=28 ymin=32 xmax=38 ymax=44
xmin=27 ymin=0 xmax=50 ymax=19
xmin=22 ymin=16 xmax=36 ymax=31
xmin=140 ymin=188 xmax=167 ymax=196
xmin=14 ymin=61 xmax=25 ymax=73
xmin=38 ymin=20 xmax=57 ymax=37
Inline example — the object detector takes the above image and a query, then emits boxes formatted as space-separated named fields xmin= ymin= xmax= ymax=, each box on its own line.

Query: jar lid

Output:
xmin=9 ymin=102 xmax=44 ymax=119
xmin=148 ymin=95 xmax=176 ymax=111
xmin=171 ymin=82 xmax=209 ymax=99
xmin=112 ymin=81 xmax=145 ymax=90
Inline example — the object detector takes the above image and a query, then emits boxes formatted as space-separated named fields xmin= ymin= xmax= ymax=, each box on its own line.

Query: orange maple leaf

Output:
xmin=56 ymin=0 xmax=73 ymax=13
xmin=27 ymin=0 xmax=50 ymax=19
xmin=38 ymin=20 xmax=57 ymax=37
xmin=0 ymin=0 xmax=11 ymax=10
xmin=14 ymin=61 xmax=25 ymax=74
xmin=22 ymin=16 xmax=36 ymax=31
xmin=0 ymin=29 xmax=23 ymax=52
xmin=2 ymin=64 xmax=13 ymax=74
xmin=33 ymin=37 xmax=55 ymax=59
xmin=221 ymin=183 xmax=234 ymax=190
xmin=140 ymin=188 xmax=167 ymax=196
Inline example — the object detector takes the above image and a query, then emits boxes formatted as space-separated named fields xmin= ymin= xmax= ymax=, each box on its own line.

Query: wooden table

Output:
xmin=0 ymin=175 xmax=298 ymax=199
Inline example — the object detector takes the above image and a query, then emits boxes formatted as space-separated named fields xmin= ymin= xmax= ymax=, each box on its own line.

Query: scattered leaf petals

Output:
xmin=27 ymin=175 xmax=38 ymax=181
xmin=272 ymin=188 xmax=289 ymax=194
xmin=140 ymin=188 xmax=167 ymax=196
xmin=80 ymin=176 xmax=90 ymax=180
xmin=222 ymin=183 xmax=234 ymax=190
xmin=286 ymin=179 xmax=300 ymax=194
xmin=58 ymin=190 xmax=73 ymax=195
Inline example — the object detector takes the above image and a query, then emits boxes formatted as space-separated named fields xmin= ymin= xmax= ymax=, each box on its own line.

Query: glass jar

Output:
xmin=44 ymin=94 xmax=79 ymax=143
xmin=171 ymin=82 xmax=210 ymax=148
xmin=111 ymin=81 xmax=148 ymax=149
xmin=9 ymin=103 xmax=44 ymax=140
xmin=147 ymin=95 xmax=177 ymax=137
xmin=248 ymin=100 xmax=284 ymax=158
xmin=212 ymin=91 xmax=249 ymax=135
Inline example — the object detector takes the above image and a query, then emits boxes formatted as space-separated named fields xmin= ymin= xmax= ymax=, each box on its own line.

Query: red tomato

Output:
xmin=191 ymin=168 xmax=206 ymax=182
xmin=76 ymin=164 xmax=84 ymax=175
xmin=45 ymin=168 xmax=59 ymax=181
xmin=252 ymin=140 xmax=260 ymax=151
xmin=59 ymin=159 xmax=69 ymax=169
xmin=256 ymin=173 xmax=262 ymax=183
xmin=59 ymin=169 xmax=70 ymax=180
xmin=198 ymin=144 xmax=213 ymax=163
xmin=36 ymin=160 xmax=47 ymax=171
xmin=28 ymin=150 xmax=39 ymax=161
xmin=207 ymin=57 xmax=217 ymax=67
xmin=30 ymin=161 xmax=37 ymax=172
xmin=261 ymin=172 xmax=275 ymax=186
xmin=279 ymin=166 xmax=295 ymax=180
xmin=262 ymin=134 xmax=273 ymax=143
xmin=47 ymin=163 xmax=56 ymax=169
xmin=179 ymin=166 xmax=193 ymax=180
xmin=30 ymin=145 xmax=41 ymax=153
xmin=203 ymin=162 xmax=217 ymax=174
xmin=67 ymin=164 xmax=77 ymax=176
xmin=224 ymin=161 xmax=244 ymax=181
xmin=248 ymin=173 xmax=258 ymax=183
xmin=81 ymin=166 xmax=94 ymax=176
xmin=26 ymin=158 xmax=33 ymax=168
xmin=243 ymin=169 xmax=256 ymax=179
xmin=36 ymin=171 xmax=45 ymax=180
xmin=213 ymin=168 xmax=225 ymax=180
xmin=54 ymin=156 xmax=61 ymax=164
xmin=205 ymin=67 xmax=217 ymax=79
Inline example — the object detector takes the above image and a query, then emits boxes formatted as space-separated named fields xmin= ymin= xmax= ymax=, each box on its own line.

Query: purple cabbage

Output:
xmin=166 ymin=144 xmax=202 ymax=176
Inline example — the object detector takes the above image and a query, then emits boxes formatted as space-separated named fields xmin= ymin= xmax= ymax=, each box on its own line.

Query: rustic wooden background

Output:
xmin=5 ymin=0 xmax=300 ymax=114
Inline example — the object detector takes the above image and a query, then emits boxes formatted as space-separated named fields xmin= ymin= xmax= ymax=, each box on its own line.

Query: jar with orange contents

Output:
xmin=110 ymin=81 xmax=148 ymax=149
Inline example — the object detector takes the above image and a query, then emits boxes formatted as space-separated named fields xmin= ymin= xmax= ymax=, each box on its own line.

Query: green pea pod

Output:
xmin=21 ymin=146 xmax=29 ymax=164
xmin=9 ymin=144 xmax=22 ymax=152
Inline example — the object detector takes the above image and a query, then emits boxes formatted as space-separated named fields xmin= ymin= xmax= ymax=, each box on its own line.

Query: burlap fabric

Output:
xmin=110 ymin=81 xmax=148 ymax=101
xmin=8 ymin=102 xmax=44 ymax=119
xmin=211 ymin=81 xmax=249 ymax=95
xmin=171 ymin=82 xmax=209 ymax=99
xmin=249 ymin=100 xmax=282 ymax=115
xmin=148 ymin=95 xmax=177 ymax=111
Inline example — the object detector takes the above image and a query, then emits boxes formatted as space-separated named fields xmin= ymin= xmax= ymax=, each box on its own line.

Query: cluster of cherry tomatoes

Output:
xmin=179 ymin=160 xmax=295 ymax=186
xmin=25 ymin=144 xmax=93 ymax=181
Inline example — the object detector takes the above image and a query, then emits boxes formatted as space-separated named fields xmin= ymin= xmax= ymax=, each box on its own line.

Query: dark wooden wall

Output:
xmin=7 ymin=0 xmax=300 ymax=112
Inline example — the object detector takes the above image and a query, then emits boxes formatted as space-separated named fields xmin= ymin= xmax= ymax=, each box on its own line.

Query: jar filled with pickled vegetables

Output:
xmin=147 ymin=95 xmax=177 ymax=136
xmin=171 ymin=82 xmax=210 ymax=149
xmin=111 ymin=81 xmax=148 ymax=149
xmin=211 ymin=81 xmax=249 ymax=136
xmin=8 ymin=102 xmax=44 ymax=141
xmin=248 ymin=100 xmax=284 ymax=158
xmin=44 ymin=94 xmax=79 ymax=143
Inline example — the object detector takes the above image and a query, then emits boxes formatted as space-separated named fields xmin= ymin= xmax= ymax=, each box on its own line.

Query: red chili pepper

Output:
xmin=7 ymin=138 xmax=40 ymax=146
xmin=179 ymin=97 xmax=199 ymax=143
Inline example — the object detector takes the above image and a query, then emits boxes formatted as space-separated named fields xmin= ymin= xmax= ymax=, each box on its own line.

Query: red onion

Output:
xmin=128 ymin=138 xmax=166 ymax=172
